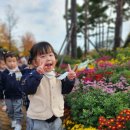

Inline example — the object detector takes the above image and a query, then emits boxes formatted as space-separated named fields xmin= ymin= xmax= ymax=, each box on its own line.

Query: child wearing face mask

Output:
xmin=22 ymin=41 xmax=76 ymax=130
xmin=0 ymin=51 xmax=23 ymax=130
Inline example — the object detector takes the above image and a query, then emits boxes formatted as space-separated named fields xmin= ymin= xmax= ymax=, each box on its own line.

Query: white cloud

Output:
xmin=0 ymin=0 xmax=66 ymax=52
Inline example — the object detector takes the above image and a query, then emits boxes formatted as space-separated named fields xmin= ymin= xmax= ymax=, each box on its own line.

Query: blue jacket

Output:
xmin=0 ymin=71 xmax=3 ymax=99
xmin=21 ymin=70 xmax=75 ymax=95
xmin=21 ymin=67 xmax=34 ymax=110
xmin=0 ymin=68 xmax=23 ymax=99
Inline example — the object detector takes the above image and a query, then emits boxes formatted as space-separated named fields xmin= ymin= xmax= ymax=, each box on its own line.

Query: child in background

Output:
xmin=22 ymin=41 xmax=76 ymax=130
xmin=18 ymin=56 xmax=28 ymax=70
xmin=0 ymin=55 xmax=7 ymax=111
xmin=0 ymin=53 xmax=6 ymax=130
xmin=0 ymin=51 xmax=23 ymax=130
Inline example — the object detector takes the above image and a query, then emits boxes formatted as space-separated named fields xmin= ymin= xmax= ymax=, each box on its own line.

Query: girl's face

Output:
xmin=5 ymin=57 xmax=18 ymax=69
xmin=35 ymin=52 xmax=57 ymax=72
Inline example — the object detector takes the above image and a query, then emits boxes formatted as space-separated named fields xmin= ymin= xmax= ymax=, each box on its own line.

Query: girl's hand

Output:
xmin=67 ymin=64 xmax=77 ymax=80
xmin=36 ymin=59 xmax=46 ymax=74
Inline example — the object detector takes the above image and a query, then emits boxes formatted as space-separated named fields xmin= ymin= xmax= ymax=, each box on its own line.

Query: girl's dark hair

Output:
xmin=28 ymin=41 xmax=57 ymax=64
xmin=4 ymin=51 xmax=17 ymax=61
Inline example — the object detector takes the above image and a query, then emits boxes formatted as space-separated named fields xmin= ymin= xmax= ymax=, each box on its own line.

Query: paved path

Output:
xmin=0 ymin=101 xmax=26 ymax=130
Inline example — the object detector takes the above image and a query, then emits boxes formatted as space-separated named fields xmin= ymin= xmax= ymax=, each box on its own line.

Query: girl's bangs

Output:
xmin=37 ymin=46 xmax=53 ymax=55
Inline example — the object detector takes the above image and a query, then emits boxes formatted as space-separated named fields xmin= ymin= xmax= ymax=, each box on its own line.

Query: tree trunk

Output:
xmin=71 ymin=0 xmax=77 ymax=58
xmin=102 ymin=22 xmax=104 ymax=48
xmin=113 ymin=0 xmax=123 ymax=51
xmin=65 ymin=0 xmax=70 ymax=55
xmin=84 ymin=0 xmax=88 ymax=54
xmin=98 ymin=18 xmax=101 ymax=48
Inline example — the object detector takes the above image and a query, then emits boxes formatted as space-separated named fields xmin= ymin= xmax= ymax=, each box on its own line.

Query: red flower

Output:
xmin=94 ymin=73 xmax=103 ymax=81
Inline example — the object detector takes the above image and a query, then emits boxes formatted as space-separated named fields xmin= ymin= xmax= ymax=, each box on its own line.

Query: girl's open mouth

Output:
xmin=45 ymin=63 xmax=52 ymax=67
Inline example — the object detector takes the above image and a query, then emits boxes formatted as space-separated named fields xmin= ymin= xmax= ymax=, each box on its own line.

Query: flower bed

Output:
xmin=63 ymin=54 xmax=130 ymax=129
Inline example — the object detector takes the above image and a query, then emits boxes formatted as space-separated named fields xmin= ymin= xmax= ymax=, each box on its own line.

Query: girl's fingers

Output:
xmin=68 ymin=64 xmax=78 ymax=72
xmin=36 ymin=66 xmax=43 ymax=74
xmin=41 ymin=61 xmax=45 ymax=68
xmin=73 ymin=64 xmax=78 ymax=72
xmin=68 ymin=64 xmax=72 ymax=72
xmin=39 ymin=59 xmax=46 ymax=68
xmin=39 ymin=60 xmax=42 ymax=67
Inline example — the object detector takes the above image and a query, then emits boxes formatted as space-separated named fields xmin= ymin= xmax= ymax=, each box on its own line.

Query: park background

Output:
xmin=1 ymin=0 xmax=130 ymax=130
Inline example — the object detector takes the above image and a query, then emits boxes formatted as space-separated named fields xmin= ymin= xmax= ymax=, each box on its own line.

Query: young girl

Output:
xmin=0 ymin=52 xmax=23 ymax=130
xmin=22 ymin=41 xmax=76 ymax=130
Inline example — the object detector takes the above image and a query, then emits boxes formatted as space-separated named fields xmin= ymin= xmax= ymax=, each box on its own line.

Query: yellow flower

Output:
xmin=83 ymin=126 xmax=97 ymax=130
xmin=110 ymin=59 xmax=118 ymax=64
xmin=88 ymin=64 xmax=95 ymax=69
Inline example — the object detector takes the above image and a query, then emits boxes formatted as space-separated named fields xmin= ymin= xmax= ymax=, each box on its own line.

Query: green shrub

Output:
xmin=65 ymin=88 xmax=130 ymax=127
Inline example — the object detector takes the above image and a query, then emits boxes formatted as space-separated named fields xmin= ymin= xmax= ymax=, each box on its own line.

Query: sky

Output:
xmin=0 ymin=0 xmax=130 ymax=53
xmin=0 ymin=0 xmax=67 ymax=53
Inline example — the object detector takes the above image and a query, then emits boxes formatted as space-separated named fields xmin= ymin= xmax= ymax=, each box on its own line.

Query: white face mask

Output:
xmin=44 ymin=70 xmax=56 ymax=79
xmin=57 ymin=72 xmax=68 ymax=80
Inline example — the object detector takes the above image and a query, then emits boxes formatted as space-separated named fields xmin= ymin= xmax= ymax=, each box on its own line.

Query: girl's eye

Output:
xmin=49 ymin=53 xmax=54 ymax=57
xmin=41 ymin=55 xmax=45 ymax=58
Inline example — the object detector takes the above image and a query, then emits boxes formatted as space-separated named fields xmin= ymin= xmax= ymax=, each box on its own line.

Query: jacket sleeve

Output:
xmin=0 ymin=72 xmax=4 ymax=99
xmin=61 ymin=77 xmax=75 ymax=94
xmin=21 ymin=70 xmax=43 ymax=95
